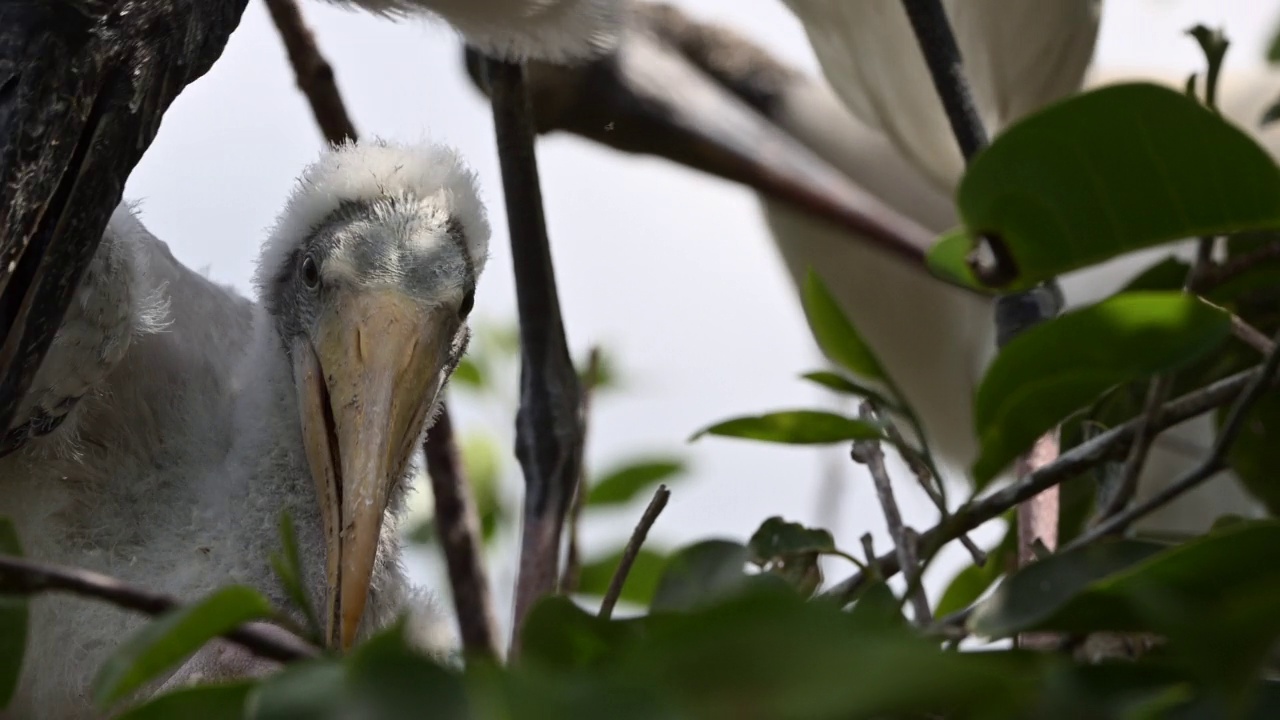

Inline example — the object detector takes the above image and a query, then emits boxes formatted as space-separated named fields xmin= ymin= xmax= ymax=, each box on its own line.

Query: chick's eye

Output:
xmin=458 ymin=289 xmax=475 ymax=319
xmin=300 ymin=255 xmax=320 ymax=290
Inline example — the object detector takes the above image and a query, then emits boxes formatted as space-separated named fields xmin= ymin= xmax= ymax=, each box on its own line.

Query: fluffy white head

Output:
xmin=326 ymin=0 xmax=624 ymax=63
xmin=254 ymin=138 xmax=489 ymax=298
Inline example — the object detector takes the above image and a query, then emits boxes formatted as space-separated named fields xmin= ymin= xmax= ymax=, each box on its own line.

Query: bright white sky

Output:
xmin=121 ymin=1 xmax=1278 ymax=636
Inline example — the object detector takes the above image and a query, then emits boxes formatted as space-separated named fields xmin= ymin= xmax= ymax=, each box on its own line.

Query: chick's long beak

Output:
xmin=292 ymin=291 xmax=451 ymax=651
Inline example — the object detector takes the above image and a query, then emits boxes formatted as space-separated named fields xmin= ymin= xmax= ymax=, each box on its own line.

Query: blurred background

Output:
xmin=121 ymin=0 xmax=1280 ymax=641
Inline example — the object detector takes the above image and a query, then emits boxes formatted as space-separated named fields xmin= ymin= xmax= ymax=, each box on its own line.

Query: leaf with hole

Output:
xmin=942 ymin=83 xmax=1280 ymax=291
xmin=691 ymin=410 xmax=883 ymax=445
xmin=586 ymin=459 xmax=684 ymax=507
xmin=972 ymin=292 xmax=1231 ymax=486
xmin=0 ymin=518 xmax=26 ymax=711
xmin=93 ymin=586 xmax=276 ymax=709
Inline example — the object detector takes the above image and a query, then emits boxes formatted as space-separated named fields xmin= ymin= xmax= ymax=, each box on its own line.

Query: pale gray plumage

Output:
xmin=0 ymin=139 xmax=487 ymax=718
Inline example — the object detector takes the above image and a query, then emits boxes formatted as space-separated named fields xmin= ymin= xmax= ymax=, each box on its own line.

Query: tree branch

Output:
xmin=482 ymin=57 xmax=586 ymax=655
xmin=823 ymin=360 xmax=1280 ymax=601
xmin=0 ymin=554 xmax=317 ymax=663
xmin=599 ymin=485 xmax=670 ymax=620
xmin=262 ymin=0 xmax=357 ymax=144
xmin=0 ymin=0 xmax=250 ymax=456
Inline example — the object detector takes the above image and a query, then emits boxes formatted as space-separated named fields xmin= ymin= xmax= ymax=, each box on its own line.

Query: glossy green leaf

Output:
xmin=799 ymin=371 xmax=899 ymax=408
xmin=953 ymin=83 xmax=1280 ymax=291
xmin=1225 ymin=385 xmax=1280 ymax=515
xmin=94 ymin=586 xmax=276 ymax=708
xmin=801 ymin=270 xmax=886 ymax=381
xmin=586 ymin=458 xmax=684 ymax=507
xmin=0 ymin=518 xmax=26 ymax=710
xmin=650 ymin=540 xmax=750 ymax=612
xmin=116 ymin=681 xmax=254 ymax=720
xmin=969 ymin=538 xmax=1167 ymax=638
xmin=972 ymin=292 xmax=1231 ymax=485
xmin=691 ymin=410 xmax=883 ymax=445
xmin=576 ymin=547 xmax=666 ymax=607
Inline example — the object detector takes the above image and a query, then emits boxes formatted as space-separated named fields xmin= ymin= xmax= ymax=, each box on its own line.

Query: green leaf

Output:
xmin=846 ymin=582 xmax=906 ymax=629
xmin=968 ymin=538 xmax=1168 ymax=638
xmin=451 ymin=357 xmax=484 ymax=389
xmin=926 ymin=228 xmax=999 ymax=293
xmin=801 ymin=270 xmax=886 ymax=381
xmin=747 ymin=516 xmax=837 ymax=562
xmin=116 ymin=681 xmax=254 ymax=720
xmin=520 ymin=596 xmax=647 ymax=672
xmin=93 ymin=586 xmax=276 ymax=708
xmin=0 ymin=518 xmax=26 ymax=711
xmin=972 ymin=292 xmax=1231 ymax=485
xmin=1225 ymin=386 xmax=1280 ymax=515
xmin=935 ymin=519 xmax=1016 ymax=617
xmin=650 ymin=540 xmax=750 ymax=612
xmin=246 ymin=660 xmax=345 ymax=720
xmin=691 ymin=410 xmax=883 ymax=445
xmin=586 ymin=458 xmax=684 ymax=507
xmin=952 ymin=83 xmax=1280 ymax=291
xmin=269 ymin=512 xmax=322 ymax=644
xmin=576 ymin=548 xmax=666 ymax=607
xmin=799 ymin=371 xmax=899 ymax=407
xmin=341 ymin=623 xmax=470 ymax=719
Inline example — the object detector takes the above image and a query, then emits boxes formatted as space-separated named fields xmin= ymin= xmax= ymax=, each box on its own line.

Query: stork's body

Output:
xmin=1 ymin=140 xmax=486 ymax=717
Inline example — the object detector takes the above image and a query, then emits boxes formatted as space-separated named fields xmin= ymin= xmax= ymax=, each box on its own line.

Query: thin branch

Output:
xmin=599 ymin=485 xmax=671 ymax=620
xmin=262 ymin=1 xmax=499 ymax=660
xmin=853 ymin=404 xmax=930 ymax=624
xmin=483 ymin=57 xmax=586 ymax=655
xmin=0 ymin=554 xmax=317 ymax=663
xmin=1198 ymin=239 xmax=1280 ymax=290
xmin=262 ymin=0 xmax=357 ymax=144
xmin=422 ymin=405 xmax=502 ymax=660
xmin=1069 ymin=325 xmax=1280 ymax=548
xmin=899 ymin=0 xmax=988 ymax=160
xmin=1096 ymin=375 xmax=1173 ymax=521
xmin=1228 ymin=312 xmax=1278 ymax=355
xmin=0 ymin=0 xmax=250 ymax=457
xmin=823 ymin=360 xmax=1280 ymax=601
xmin=879 ymin=412 xmax=985 ymax=566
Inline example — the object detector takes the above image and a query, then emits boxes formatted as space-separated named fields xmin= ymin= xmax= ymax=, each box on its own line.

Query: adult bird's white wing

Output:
xmin=781 ymin=0 xmax=1102 ymax=190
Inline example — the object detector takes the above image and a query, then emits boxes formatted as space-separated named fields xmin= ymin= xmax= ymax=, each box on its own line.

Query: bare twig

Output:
xmin=1228 ymin=313 xmax=1278 ymax=355
xmin=854 ymin=405 xmax=930 ymax=624
xmin=1069 ymin=326 xmax=1280 ymax=548
xmin=599 ymin=485 xmax=671 ymax=619
xmin=0 ymin=554 xmax=317 ymax=663
xmin=262 ymin=2 xmax=499 ymax=659
xmin=483 ymin=57 xmax=586 ymax=655
xmin=0 ymin=0 xmax=250 ymax=457
xmin=422 ymin=406 xmax=502 ymax=660
xmin=262 ymin=0 xmax=357 ymax=143
xmin=1096 ymin=375 xmax=1173 ymax=521
xmin=823 ymin=360 xmax=1280 ymax=601
xmin=562 ymin=347 xmax=603 ymax=594
xmin=879 ymin=412 xmax=985 ymax=566
xmin=1199 ymin=239 xmax=1280 ymax=290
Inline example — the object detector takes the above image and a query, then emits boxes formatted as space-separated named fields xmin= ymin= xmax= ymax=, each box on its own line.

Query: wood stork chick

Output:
xmin=469 ymin=3 xmax=1276 ymax=534
xmin=0 ymin=138 xmax=487 ymax=717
